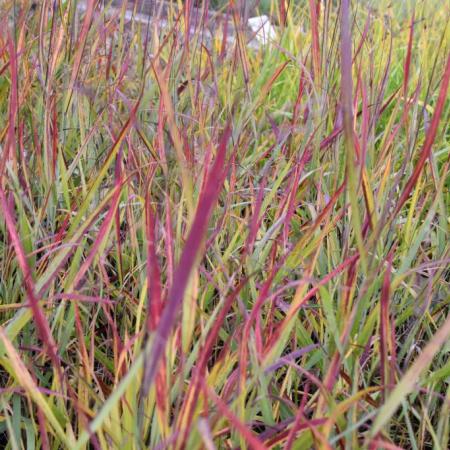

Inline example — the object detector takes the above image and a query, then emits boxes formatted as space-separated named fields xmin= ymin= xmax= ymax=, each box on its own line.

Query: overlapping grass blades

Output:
xmin=0 ymin=1 xmax=449 ymax=448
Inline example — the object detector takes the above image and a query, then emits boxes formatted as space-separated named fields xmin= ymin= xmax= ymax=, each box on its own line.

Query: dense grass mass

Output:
xmin=0 ymin=0 xmax=449 ymax=448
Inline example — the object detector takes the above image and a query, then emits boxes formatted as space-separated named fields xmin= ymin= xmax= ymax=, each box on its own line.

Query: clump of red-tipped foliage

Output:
xmin=0 ymin=1 xmax=449 ymax=449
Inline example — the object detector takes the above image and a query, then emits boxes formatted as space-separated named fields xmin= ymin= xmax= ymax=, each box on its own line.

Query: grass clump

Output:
xmin=0 ymin=0 xmax=449 ymax=448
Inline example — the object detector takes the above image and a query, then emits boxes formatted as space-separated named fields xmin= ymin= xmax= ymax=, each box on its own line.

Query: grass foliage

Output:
xmin=0 ymin=0 xmax=449 ymax=448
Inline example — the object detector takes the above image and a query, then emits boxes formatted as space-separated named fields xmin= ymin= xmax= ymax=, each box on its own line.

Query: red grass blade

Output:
xmin=65 ymin=0 xmax=96 ymax=111
xmin=176 ymin=279 xmax=248 ymax=445
xmin=206 ymin=386 xmax=267 ymax=450
xmin=308 ymin=0 xmax=321 ymax=81
xmin=141 ymin=124 xmax=232 ymax=395
xmin=72 ymin=182 xmax=123 ymax=289
xmin=145 ymin=190 xmax=163 ymax=332
xmin=0 ymin=188 xmax=61 ymax=376
xmin=394 ymin=53 xmax=450 ymax=214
